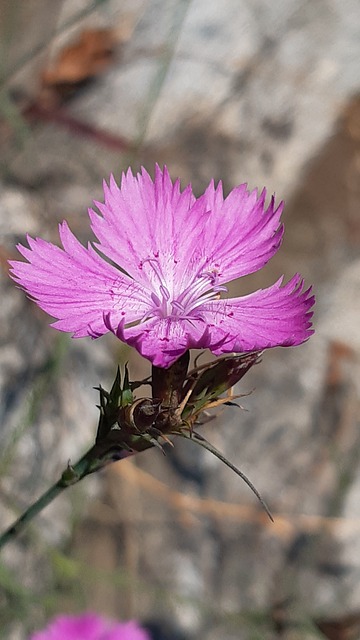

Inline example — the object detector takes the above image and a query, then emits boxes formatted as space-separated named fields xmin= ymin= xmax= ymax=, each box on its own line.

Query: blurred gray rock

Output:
xmin=1 ymin=0 xmax=360 ymax=639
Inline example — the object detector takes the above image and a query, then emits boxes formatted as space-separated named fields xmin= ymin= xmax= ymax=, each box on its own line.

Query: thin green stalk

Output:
xmin=0 ymin=444 xmax=132 ymax=551
xmin=126 ymin=0 xmax=193 ymax=163
xmin=179 ymin=431 xmax=273 ymax=522
xmin=0 ymin=479 xmax=68 ymax=551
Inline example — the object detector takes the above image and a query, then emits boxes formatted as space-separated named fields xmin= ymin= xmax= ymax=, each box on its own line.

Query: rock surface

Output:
xmin=1 ymin=1 xmax=360 ymax=638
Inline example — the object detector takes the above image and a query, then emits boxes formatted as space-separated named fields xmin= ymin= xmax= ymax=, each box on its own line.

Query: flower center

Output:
xmin=141 ymin=258 xmax=227 ymax=321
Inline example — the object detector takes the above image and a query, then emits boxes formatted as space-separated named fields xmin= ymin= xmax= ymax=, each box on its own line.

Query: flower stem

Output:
xmin=0 ymin=444 xmax=132 ymax=551
xmin=0 ymin=478 xmax=67 ymax=551
xmin=152 ymin=350 xmax=190 ymax=407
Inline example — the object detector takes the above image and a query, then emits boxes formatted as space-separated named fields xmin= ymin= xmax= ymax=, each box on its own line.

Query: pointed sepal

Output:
xmin=179 ymin=429 xmax=273 ymax=521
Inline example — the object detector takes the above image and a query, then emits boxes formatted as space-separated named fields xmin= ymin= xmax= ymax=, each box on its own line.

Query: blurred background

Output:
xmin=0 ymin=0 xmax=360 ymax=638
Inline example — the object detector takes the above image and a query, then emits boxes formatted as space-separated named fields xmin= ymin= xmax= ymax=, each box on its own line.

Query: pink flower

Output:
xmin=30 ymin=613 xmax=150 ymax=640
xmin=10 ymin=165 xmax=314 ymax=368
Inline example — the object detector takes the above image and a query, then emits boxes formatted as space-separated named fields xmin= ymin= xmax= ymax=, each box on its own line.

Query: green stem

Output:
xmin=0 ymin=444 xmax=132 ymax=551
xmin=0 ymin=478 xmax=67 ymax=551
xmin=152 ymin=350 xmax=190 ymax=408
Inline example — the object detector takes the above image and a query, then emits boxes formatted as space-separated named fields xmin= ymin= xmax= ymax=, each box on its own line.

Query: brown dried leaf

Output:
xmin=42 ymin=28 xmax=116 ymax=87
xmin=315 ymin=613 xmax=360 ymax=640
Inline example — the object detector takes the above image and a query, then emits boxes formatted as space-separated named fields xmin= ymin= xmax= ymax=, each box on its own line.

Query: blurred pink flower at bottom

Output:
xmin=30 ymin=613 xmax=150 ymax=640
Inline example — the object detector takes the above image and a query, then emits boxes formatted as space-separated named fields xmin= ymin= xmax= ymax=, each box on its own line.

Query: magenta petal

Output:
xmin=109 ymin=316 xmax=215 ymax=368
xmin=199 ymin=181 xmax=284 ymax=283
xmin=107 ymin=620 xmax=150 ymax=640
xmin=30 ymin=614 xmax=150 ymax=640
xmin=202 ymin=274 xmax=315 ymax=354
xmin=9 ymin=222 xmax=150 ymax=338
xmin=30 ymin=613 xmax=110 ymax=640
xmin=89 ymin=165 xmax=202 ymax=287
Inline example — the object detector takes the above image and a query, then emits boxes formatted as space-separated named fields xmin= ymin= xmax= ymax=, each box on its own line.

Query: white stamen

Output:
xmin=160 ymin=284 xmax=170 ymax=301
xmin=141 ymin=258 xmax=226 ymax=322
